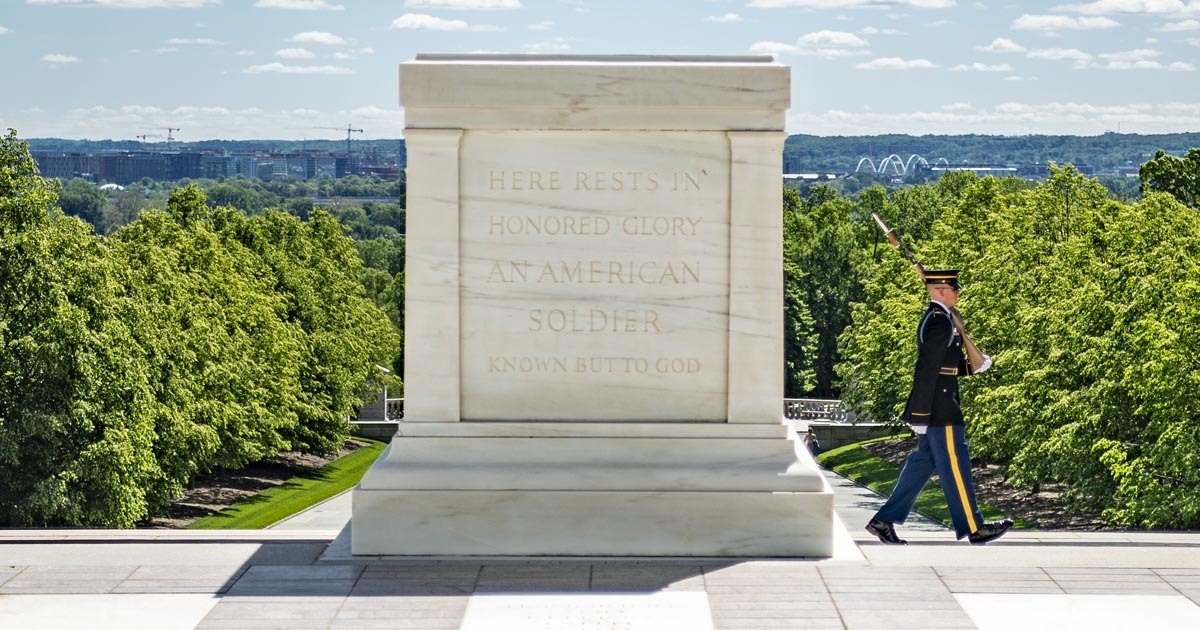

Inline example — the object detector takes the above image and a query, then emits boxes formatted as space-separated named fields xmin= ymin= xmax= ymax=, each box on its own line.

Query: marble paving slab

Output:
xmin=955 ymin=593 xmax=1200 ymax=630
xmin=0 ymin=594 xmax=219 ymax=630
xmin=459 ymin=592 xmax=714 ymax=630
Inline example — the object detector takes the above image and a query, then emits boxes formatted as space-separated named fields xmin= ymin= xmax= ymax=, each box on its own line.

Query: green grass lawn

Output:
xmin=818 ymin=435 xmax=1026 ymax=529
xmin=187 ymin=437 xmax=388 ymax=530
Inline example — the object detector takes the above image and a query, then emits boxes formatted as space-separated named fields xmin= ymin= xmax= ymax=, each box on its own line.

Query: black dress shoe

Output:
xmin=865 ymin=518 xmax=907 ymax=545
xmin=968 ymin=518 xmax=1014 ymax=545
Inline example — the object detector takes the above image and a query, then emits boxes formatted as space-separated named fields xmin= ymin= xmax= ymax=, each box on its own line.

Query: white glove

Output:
xmin=975 ymin=354 xmax=993 ymax=374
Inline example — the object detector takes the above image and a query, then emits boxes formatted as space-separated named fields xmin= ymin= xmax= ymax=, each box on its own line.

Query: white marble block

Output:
xmin=353 ymin=55 xmax=833 ymax=557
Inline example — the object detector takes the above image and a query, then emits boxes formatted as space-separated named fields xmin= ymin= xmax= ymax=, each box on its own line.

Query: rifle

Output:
xmin=871 ymin=213 xmax=987 ymax=375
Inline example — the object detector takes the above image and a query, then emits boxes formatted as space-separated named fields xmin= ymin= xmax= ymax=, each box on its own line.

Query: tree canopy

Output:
xmin=835 ymin=163 xmax=1200 ymax=528
xmin=0 ymin=130 xmax=399 ymax=526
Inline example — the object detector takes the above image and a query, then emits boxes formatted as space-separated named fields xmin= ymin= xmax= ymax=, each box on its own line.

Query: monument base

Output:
xmin=351 ymin=422 xmax=833 ymax=557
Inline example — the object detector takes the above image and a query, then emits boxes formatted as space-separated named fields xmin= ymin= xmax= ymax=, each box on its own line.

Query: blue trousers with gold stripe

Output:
xmin=874 ymin=425 xmax=984 ymax=539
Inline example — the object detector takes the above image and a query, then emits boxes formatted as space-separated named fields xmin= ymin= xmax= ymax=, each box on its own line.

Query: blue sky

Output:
xmin=1 ymin=0 xmax=1199 ymax=140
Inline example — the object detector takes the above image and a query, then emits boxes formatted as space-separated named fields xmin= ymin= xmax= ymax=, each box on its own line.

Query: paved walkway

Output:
xmin=3 ymin=469 xmax=1200 ymax=629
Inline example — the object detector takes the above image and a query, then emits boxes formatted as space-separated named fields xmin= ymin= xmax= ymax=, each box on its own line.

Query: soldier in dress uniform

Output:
xmin=865 ymin=269 xmax=1014 ymax=545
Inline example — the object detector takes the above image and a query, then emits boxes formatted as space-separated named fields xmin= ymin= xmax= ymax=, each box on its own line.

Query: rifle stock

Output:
xmin=870 ymin=213 xmax=987 ymax=375
xmin=949 ymin=308 xmax=987 ymax=376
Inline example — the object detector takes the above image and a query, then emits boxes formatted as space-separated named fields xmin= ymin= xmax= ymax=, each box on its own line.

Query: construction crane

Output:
xmin=135 ymin=133 xmax=164 ymax=146
xmin=145 ymin=127 xmax=181 ymax=150
xmin=315 ymin=124 xmax=363 ymax=158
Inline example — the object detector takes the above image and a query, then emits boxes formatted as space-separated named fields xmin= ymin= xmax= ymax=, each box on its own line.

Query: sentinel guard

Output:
xmin=865 ymin=269 xmax=1015 ymax=545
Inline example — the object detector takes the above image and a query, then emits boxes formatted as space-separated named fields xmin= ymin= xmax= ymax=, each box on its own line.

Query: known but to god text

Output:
xmin=488 ymin=355 xmax=702 ymax=374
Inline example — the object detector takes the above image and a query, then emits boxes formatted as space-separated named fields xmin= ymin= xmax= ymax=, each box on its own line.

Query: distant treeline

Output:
xmin=27 ymin=137 xmax=407 ymax=157
xmin=785 ymin=132 xmax=1200 ymax=172
xmin=27 ymin=133 xmax=1200 ymax=175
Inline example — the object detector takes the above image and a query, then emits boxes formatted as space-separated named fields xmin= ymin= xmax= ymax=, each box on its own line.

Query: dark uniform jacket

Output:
xmin=902 ymin=302 xmax=967 ymax=428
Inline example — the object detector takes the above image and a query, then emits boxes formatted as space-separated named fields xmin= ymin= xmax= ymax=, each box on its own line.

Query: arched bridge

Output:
xmin=855 ymin=154 xmax=950 ymax=176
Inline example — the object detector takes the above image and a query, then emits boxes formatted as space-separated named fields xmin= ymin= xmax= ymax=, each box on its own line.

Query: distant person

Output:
xmin=803 ymin=427 xmax=821 ymax=458
xmin=865 ymin=270 xmax=1014 ymax=545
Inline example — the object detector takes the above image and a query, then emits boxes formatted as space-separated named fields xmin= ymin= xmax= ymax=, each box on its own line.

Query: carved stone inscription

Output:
xmin=460 ymin=131 xmax=730 ymax=421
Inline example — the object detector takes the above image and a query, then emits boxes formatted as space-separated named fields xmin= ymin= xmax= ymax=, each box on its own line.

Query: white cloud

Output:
xmin=350 ymin=105 xmax=392 ymax=118
xmin=166 ymin=37 xmax=226 ymax=45
xmin=563 ymin=0 xmax=590 ymax=14
xmin=748 ymin=0 xmax=955 ymax=8
xmin=1189 ymin=36 xmax=1200 ymax=44
xmin=751 ymin=31 xmax=870 ymax=58
xmin=856 ymin=57 xmax=937 ymax=69
xmin=941 ymin=102 xmax=974 ymax=111
xmin=1055 ymin=1 xmax=1200 ymax=15
xmin=254 ymin=0 xmax=344 ymax=9
xmin=1111 ymin=60 xmax=1195 ymax=69
xmin=977 ymin=37 xmax=1026 ymax=53
xmin=42 ymin=53 xmax=80 ymax=63
xmin=792 ymin=30 xmax=872 ymax=58
xmin=1026 ymin=47 xmax=1094 ymax=66
xmin=1013 ymin=14 xmax=1121 ymax=30
xmin=784 ymin=101 xmax=1198 ymax=135
xmin=9 ymin=103 xmax=408 ymax=140
xmin=860 ymin=26 xmax=902 ymax=34
xmin=1021 ymin=46 xmax=1190 ymax=70
xmin=1100 ymin=48 xmax=1161 ymax=60
xmin=528 ymin=20 xmax=554 ymax=29
xmin=525 ymin=36 xmax=570 ymax=51
xmin=26 ymin=0 xmax=219 ymax=7
xmin=0 ymin=26 xmax=10 ymax=35
xmin=291 ymin=31 xmax=346 ymax=45
xmin=951 ymin=62 xmax=1014 ymax=71
xmin=1156 ymin=18 xmax=1200 ymax=29
xmin=798 ymin=30 xmax=869 ymax=46
xmin=332 ymin=48 xmax=373 ymax=60
xmin=1096 ymin=50 xmax=1195 ymax=69
xmin=154 ymin=46 xmax=178 ymax=53
xmin=275 ymin=47 xmax=315 ymax=59
xmin=750 ymin=41 xmax=800 ymax=54
xmin=242 ymin=62 xmax=352 ymax=74
xmin=706 ymin=13 xmax=744 ymax=22
xmin=235 ymin=49 xmax=256 ymax=56
xmin=390 ymin=13 xmax=500 ymax=30
xmin=403 ymin=0 xmax=522 ymax=8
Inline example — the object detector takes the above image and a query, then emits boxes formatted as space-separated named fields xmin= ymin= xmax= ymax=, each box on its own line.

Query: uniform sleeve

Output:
xmin=907 ymin=313 xmax=952 ymax=419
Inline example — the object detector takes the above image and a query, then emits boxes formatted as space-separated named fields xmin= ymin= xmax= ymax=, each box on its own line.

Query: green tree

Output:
xmin=0 ymin=129 xmax=160 ymax=526
xmin=356 ymin=237 xmax=406 ymax=276
xmin=841 ymin=165 xmax=1200 ymax=528
xmin=227 ymin=207 xmax=401 ymax=453
xmin=1139 ymin=148 xmax=1200 ymax=209
xmin=782 ymin=188 xmax=817 ymax=396
xmin=101 ymin=187 xmax=149 ymax=233
xmin=1 ymin=136 xmax=402 ymax=526
xmin=785 ymin=185 xmax=869 ymax=398
xmin=57 ymin=177 xmax=106 ymax=227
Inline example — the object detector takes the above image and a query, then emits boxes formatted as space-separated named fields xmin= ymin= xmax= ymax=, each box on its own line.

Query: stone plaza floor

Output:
xmin=3 ymin=470 xmax=1200 ymax=629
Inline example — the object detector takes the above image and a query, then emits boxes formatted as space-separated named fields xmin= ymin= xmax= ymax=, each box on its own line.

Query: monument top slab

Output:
xmin=400 ymin=53 xmax=789 ymax=130
xmin=412 ymin=53 xmax=777 ymax=65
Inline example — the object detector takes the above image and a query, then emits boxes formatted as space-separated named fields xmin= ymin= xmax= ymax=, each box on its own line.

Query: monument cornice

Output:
xmin=400 ymin=53 xmax=789 ymax=130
